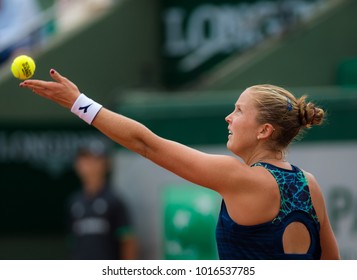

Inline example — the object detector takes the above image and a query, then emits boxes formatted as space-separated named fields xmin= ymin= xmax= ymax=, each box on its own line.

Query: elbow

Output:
xmin=127 ymin=136 xmax=152 ymax=159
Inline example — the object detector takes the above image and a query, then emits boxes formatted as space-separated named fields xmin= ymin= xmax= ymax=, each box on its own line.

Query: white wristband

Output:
xmin=71 ymin=93 xmax=102 ymax=124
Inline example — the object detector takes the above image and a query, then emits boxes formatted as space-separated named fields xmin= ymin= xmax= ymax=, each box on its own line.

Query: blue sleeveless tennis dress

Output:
xmin=216 ymin=162 xmax=321 ymax=260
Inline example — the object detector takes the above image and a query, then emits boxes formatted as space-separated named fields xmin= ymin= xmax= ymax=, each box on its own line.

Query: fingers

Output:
xmin=19 ymin=69 xmax=66 ymax=89
xmin=19 ymin=81 xmax=53 ymax=99
xmin=18 ymin=68 xmax=81 ymax=109
xmin=19 ymin=80 xmax=48 ymax=88
xmin=49 ymin=68 xmax=66 ymax=83
xmin=19 ymin=81 xmax=49 ymax=97
xmin=19 ymin=68 xmax=63 ymax=89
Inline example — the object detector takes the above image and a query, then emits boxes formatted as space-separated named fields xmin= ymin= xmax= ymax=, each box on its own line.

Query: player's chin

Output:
xmin=226 ymin=139 xmax=233 ymax=151
xmin=227 ymin=138 xmax=241 ymax=154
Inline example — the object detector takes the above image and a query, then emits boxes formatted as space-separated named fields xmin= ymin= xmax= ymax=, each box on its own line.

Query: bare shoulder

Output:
xmin=216 ymin=157 xmax=276 ymax=196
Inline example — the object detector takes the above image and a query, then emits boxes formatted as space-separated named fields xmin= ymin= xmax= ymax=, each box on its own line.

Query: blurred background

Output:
xmin=0 ymin=0 xmax=356 ymax=259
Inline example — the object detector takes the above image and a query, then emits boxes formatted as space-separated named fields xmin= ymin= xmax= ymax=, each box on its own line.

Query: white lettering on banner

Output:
xmin=163 ymin=0 xmax=325 ymax=72
xmin=0 ymin=131 xmax=110 ymax=176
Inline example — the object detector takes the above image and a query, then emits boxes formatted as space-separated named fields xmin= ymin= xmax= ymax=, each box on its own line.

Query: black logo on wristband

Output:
xmin=79 ymin=104 xmax=93 ymax=113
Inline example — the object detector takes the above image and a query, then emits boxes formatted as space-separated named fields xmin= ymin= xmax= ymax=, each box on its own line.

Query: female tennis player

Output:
xmin=20 ymin=69 xmax=340 ymax=260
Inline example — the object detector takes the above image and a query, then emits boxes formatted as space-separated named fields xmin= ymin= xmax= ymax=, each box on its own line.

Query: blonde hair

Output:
xmin=248 ymin=84 xmax=324 ymax=151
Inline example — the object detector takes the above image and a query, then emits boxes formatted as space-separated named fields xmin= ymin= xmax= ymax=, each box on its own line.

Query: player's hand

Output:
xmin=19 ymin=69 xmax=81 ymax=109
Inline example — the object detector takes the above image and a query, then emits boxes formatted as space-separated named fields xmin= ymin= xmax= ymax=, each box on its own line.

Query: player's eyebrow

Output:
xmin=235 ymin=103 xmax=243 ymax=111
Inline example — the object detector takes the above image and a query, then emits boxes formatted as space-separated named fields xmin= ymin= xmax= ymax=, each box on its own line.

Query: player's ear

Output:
xmin=257 ymin=123 xmax=275 ymax=140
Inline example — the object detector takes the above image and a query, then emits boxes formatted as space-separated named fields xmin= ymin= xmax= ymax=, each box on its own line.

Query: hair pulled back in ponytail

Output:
xmin=297 ymin=95 xmax=324 ymax=128
xmin=248 ymin=85 xmax=325 ymax=151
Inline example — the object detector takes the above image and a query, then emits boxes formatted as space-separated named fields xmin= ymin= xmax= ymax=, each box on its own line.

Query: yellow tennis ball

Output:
xmin=11 ymin=55 xmax=36 ymax=80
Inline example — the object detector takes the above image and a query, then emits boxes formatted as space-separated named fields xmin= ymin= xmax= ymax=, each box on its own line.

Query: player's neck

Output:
xmin=248 ymin=150 xmax=286 ymax=166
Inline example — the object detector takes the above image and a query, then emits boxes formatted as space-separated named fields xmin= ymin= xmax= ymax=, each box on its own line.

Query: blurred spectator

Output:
xmin=66 ymin=142 xmax=137 ymax=260
xmin=0 ymin=0 xmax=42 ymax=65
xmin=56 ymin=0 xmax=115 ymax=33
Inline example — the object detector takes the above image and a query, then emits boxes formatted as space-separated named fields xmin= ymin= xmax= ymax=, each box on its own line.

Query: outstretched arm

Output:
xmin=20 ymin=69 xmax=245 ymax=193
